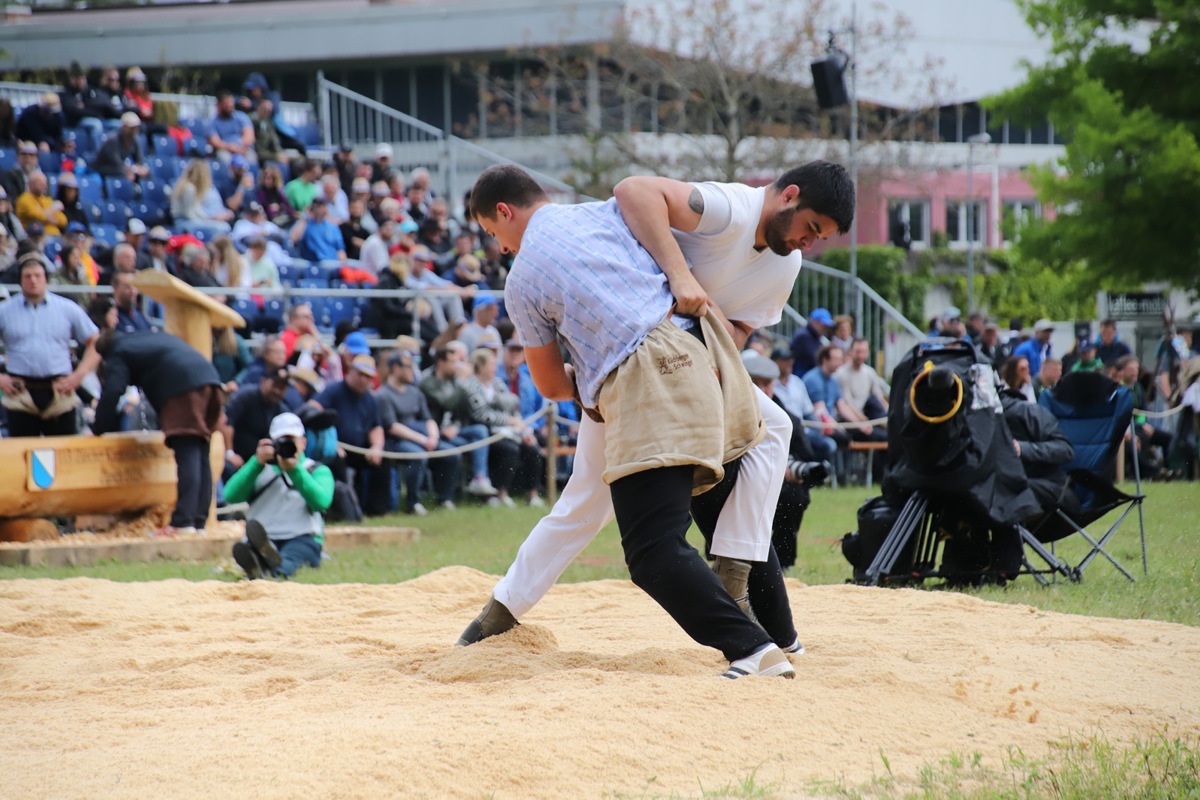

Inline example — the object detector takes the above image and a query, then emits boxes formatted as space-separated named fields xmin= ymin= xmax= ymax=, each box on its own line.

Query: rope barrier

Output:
xmin=1132 ymin=404 xmax=1184 ymax=420
xmin=337 ymin=405 xmax=556 ymax=460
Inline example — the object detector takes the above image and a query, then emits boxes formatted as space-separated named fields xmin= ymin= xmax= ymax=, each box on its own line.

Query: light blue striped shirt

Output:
xmin=0 ymin=292 xmax=99 ymax=377
xmin=504 ymin=199 xmax=675 ymax=408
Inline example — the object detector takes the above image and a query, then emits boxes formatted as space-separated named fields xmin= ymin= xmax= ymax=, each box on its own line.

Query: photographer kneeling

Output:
xmin=226 ymin=412 xmax=335 ymax=580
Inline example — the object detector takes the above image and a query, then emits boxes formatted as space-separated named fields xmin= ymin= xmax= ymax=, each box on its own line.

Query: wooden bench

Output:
xmin=847 ymin=440 xmax=888 ymax=489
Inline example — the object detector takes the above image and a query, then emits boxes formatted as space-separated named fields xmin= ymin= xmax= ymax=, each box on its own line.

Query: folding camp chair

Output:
xmin=1029 ymin=372 xmax=1147 ymax=581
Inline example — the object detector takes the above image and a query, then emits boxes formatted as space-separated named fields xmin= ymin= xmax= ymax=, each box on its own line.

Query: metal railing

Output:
xmin=767 ymin=259 xmax=925 ymax=377
xmin=316 ymin=72 xmax=593 ymax=205
xmin=0 ymin=81 xmax=316 ymax=129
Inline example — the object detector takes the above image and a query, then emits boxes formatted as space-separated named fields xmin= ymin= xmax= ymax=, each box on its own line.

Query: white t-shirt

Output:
xmin=834 ymin=362 xmax=882 ymax=414
xmin=672 ymin=182 xmax=803 ymax=330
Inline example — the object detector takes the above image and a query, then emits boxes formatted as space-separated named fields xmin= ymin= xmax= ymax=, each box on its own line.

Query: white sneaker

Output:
xmin=486 ymin=497 xmax=501 ymax=507
xmin=467 ymin=476 xmax=498 ymax=496
xmin=410 ymin=503 xmax=428 ymax=517
xmin=439 ymin=500 xmax=457 ymax=511
xmin=499 ymin=495 xmax=516 ymax=508
xmin=528 ymin=495 xmax=545 ymax=508
xmin=722 ymin=643 xmax=796 ymax=679
xmin=784 ymin=637 xmax=806 ymax=655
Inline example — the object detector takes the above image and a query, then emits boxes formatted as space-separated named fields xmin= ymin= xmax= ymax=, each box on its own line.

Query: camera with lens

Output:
xmin=272 ymin=437 xmax=298 ymax=461
xmin=787 ymin=459 xmax=828 ymax=487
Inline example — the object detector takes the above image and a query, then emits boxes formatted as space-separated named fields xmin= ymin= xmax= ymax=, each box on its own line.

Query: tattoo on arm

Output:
xmin=687 ymin=188 xmax=705 ymax=215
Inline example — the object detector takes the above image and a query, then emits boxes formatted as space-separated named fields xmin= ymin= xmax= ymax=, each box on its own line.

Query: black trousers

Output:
xmin=168 ymin=435 xmax=212 ymax=529
xmin=7 ymin=408 xmax=78 ymax=437
xmin=610 ymin=464 xmax=771 ymax=662
xmin=690 ymin=458 xmax=799 ymax=649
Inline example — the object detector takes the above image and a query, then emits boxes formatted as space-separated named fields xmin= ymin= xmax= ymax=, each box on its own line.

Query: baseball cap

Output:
xmin=809 ymin=308 xmax=834 ymax=326
xmin=375 ymin=142 xmax=393 ymax=159
xmin=309 ymin=195 xmax=327 ymax=206
xmin=265 ymin=365 xmax=291 ymax=384
xmin=504 ymin=337 xmax=524 ymax=350
xmin=26 ymin=221 xmax=44 ymax=237
xmin=394 ymin=334 xmax=420 ymax=354
xmin=476 ymin=329 xmax=502 ymax=350
xmin=230 ymin=154 xmax=249 ymax=169
xmin=942 ymin=305 xmax=962 ymax=321
xmin=126 ymin=218 xmax=147 ymax=235
xmin=57 ymin=172 xmax=78 ymax=187
xmin=18 ymin=141 xmax=38 ymax=155
xmin=246 ymin=200 xmax=264 ymax=214
xmin=386 ymin=350 xmax=415 ymax=369
xmin=120 ymin=111 xmax=141 ymax=128
xmin=341 ymin=330 xmax=371 ymax=356
xmin=350 ymin=353 xmax=377 ymax=377
xmin=126 ymin=67 xmax=147 ymax=83
xmin=339 ymin=141 xmax=354 ymax=153
xmin=409 ymin=245 xmax=433 ymax=263
xmin=743 ymin=353 xmax=780 ymax=382
xmin=1078 ymin=338 xmax=1097 ymax=352
xmin=473 ymin=295 xmax=499 ymax=309
xmin=399 ymin=218 xmax=419 ymax=234
xmin=1033 ymin=318 xmax=1055 ymax=333
xmin=769 ymin=346 xmax=793 ymax=361
xmin=66 ymin=221 xmax=88 ymax=235
xmin=371 ymin=181 xmax=391 ymax=197
xmin=351 ymin=177 xmax=370 ymax=193
xmin=40 ymin=92 xmax=61 ymax=110
xmin=984 ymin=318 xmax=1000 ymax=330
xmin=149 ymin=225 xmax=171 ymax=242
xmin=268 ymin=412 xmax=306 ymax=440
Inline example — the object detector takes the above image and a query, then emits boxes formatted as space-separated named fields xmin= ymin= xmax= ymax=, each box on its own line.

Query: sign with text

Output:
xmin=1106 ymin=292 xmax=1167 ymax=319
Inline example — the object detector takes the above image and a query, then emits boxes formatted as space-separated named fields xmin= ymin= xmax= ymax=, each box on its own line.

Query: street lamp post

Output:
xmin=965 ymin=132 xmax=991 ymax=316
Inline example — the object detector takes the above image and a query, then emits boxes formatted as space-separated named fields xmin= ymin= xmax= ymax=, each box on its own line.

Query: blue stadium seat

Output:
xmin=38 ymin=152 xmax=62 ymax=175
xmin=151 ymin=134 xmax=174 ymax=156
xmin=276 ymin=262 xmax=294 ymax=285
xmin=91 ymin=223 xmax=120 ymax=247
xmin=307 ymin=297 xmax=332 ymax=330
xmin=149 ymin=155 xmax=181 ymax=182
xmin=325 ymin=298 xmax=357 ymax=329
xmin=86 ymin=203 xmax=104 ymax=224
xmin=293 ymin=122 xmax=322 ymax=148
xmin=263 ymin=297 xmax=285 ymax=320
xmin=0 ymin=148 xmax=14 ymax=170
xmin=42 ymin=236 xmax=62 ymax=263
xmin=100 ymin=202 xmax=131 ymax=226
xmin=105 ymin=177 xmax=138 ymax=202
xmin=133 ymin=201 xmax=168 ymax=226
xmin=78 ymin=175 xmax=103 ymax=206
xmin=190 ymin=227 xmax=214 ymax=244
xmin=68 ymin=126 xmax=98 ymax=158
xmin=229 ymin=297 xmax=258 ymax=323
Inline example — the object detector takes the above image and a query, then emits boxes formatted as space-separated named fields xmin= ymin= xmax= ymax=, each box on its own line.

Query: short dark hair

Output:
xmin=216 ymin=89 xmax=234 ymax=101
xmin=469 ymin=165 xmax=548 ymax=221
xmin=817 ymin=343 xmax=842 ymax=364
xmin=17 ymin=253 xmax=46 ymax=278
xmin=1101 ymin=318 xmax=1117 ymax=328
xmin=774 ymin=160 xmax=855 ymax=234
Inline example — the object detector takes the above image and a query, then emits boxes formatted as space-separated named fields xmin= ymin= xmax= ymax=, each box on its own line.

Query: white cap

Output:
xmin=127 ymin=218 xmax=147 ymax=235
xmin=1033 ymin=318 xmax=1055 ymax=333
xmin=375 ymin=142 xmax=393 ymax=158
xmin=268 ymin=412 xmax=305 ymax=439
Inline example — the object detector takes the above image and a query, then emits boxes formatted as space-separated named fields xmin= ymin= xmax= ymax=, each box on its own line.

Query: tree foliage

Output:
xmin=987 ymin=1 xmax=1200 ymax=289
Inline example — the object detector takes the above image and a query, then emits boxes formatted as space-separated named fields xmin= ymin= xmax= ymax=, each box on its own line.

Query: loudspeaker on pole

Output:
xmin=810 ymin=52 xmax=849 ymax=109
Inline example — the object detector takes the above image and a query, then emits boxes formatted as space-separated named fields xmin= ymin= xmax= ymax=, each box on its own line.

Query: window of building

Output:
xmin=945 ymin=200 xmax=985 ymax=247
xmin=887 ymin=199 xmax=930 ymax=249
xmin=1001 ymin=199 xmax=1041 ymax=244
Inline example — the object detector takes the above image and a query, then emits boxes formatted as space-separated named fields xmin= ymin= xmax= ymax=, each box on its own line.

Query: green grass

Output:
xmin=3 ymin=481 xmax=1198 ymax=798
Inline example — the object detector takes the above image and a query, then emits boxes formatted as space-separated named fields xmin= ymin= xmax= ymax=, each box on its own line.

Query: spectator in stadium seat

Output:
xmin=370 ymin=143 xmax=394 ymax=185
xmin=207 ymin=89 xmax=256 ymax=165
xmin=406 ymin=244 xmax=471 ymax=333
xmin=231 ymin=201 xmax=289 ymax=265
xmin=340 ymin=197 xmax=373 ymax=261
xmin=0 ymin=99 xmax=16 ymax=149
xmin=16 ymin=171 xmax=67 ymax=237
xmin=0 ymin=187 xmax=24 ymax=243
xmin=403 ymin=184 xmax=429 ymax=226
xmin=251 ymin=99 xmax=286 ymax=166
xmin=280 ymin=304 xmax=318 ymax=359
xmin=333 ymin=142 xmax=357 ymax=193
xmin=220 ymin=154 xmax=255 ymax=215
xmin=801 ymin=344 xmax=853 ymax=449
xmin=457 ymin=294 xmax=501 ymax=354
xmin=284 ymin=158 xmax=322 ymax=214
xmin=236 ymin=334 xmax=287 ymax=386
xmin=96 ymin=66 xmax=133 ymax=121
xmin=54 ymin=172 xmax=90 ymax=233
xmin=347 ymin=177 xmax=378 ymax=232
xmin=255 ymin=163 xmax=296 ymax=228
xmin=51 ymin=243 xmax=92 ymax=306
xmin=212 ymin=325 xmax=251 ymax=391
xmin=358 ymin=216 xmax=397 ymax=278
xmin=421 ymin=345 xmax=495 ymax=497
xmin=146 ymin=226 xmax=171 ymax=272
xmin=170 ymin=159 xmax=233 ymax=237
xmin=16 ymin=93 xmax=68 ymax=154
xmin=239 ymin=72 xmax=305 ymax=156
xmin=123 ymin=218 xmax=153 ymax=271
xmin=58 ymin=63 xmax=112 ymax=146
xmin=2 ymin=142 xmax=40 ymax=211
xmin=290 ymin=196 xmax=345 ymax=263
xmin=111 ymin=268 xmax=153 ymax=334
xmin=175 ymin=244 xmax=225 ymax=303
xmin=319 ymin=174 xmax=349 ymax=226
xmin=122 ymin=67 xmax=166 ymax=149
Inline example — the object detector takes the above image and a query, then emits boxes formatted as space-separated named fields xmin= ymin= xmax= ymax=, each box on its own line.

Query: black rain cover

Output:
xmin=886 ymin=338 xmax=1040 ymax=526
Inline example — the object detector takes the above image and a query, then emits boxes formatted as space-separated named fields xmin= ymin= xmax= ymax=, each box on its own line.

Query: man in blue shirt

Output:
xmin=291 ymin=197 xmax=346 ymax=263
xmin=206 ymin=89 xmax=256 ymax=165
xmin=111 ymin=269 xmax=153 ymax=334
xmin=789 ymin=307 xmax=832 ymax=377
xmin=1014 ymin=318 xmax=1055 ymax=376
xmin=311 ymin=353 xmax=386 ymax=514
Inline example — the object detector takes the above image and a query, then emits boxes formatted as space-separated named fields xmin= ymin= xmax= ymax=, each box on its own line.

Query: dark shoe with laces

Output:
xmin=245 ymin=520 xmax=281 ymax=571
xmin=455 ymin=596 xmax=519 ymax=646
xmin=232 ymin=541 xmax=263 ymax=580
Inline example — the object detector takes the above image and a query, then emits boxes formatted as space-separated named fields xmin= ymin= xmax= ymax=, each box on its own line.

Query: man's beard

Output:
xmin=763 ymin=207 xmax=798 ymax=256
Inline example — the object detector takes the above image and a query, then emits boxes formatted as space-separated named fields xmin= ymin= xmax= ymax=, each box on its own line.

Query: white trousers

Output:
xmin=493 ymin=387 xmax=791 ymax=619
